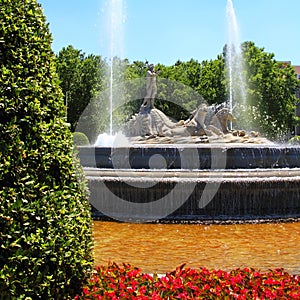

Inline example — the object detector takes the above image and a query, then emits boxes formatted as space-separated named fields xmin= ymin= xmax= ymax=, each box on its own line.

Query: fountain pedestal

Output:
xmin=78 ymin=144 xmax=300 ymax=222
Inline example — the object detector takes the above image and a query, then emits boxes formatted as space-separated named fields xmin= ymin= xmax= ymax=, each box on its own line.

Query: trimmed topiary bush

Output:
xmin=73 ymin=132 xmax=90 ymax=146
xmin=0 ymin=0 xmax=93 ymax=298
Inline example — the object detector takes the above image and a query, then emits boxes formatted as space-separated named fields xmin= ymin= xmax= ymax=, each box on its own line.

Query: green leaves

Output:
xmin=56 ymin=46 xmax=106 ymax=134
xmin=0 ymin=0 xmax=93 ymax=299
xmin=240 ymin=41 xmax=298 ymax=139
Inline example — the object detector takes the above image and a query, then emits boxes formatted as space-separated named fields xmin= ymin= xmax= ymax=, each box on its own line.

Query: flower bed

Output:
xmin=75 ymin=263 xmax=300 ymax=299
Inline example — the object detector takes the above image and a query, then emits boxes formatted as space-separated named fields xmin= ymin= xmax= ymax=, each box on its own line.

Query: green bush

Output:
xmin=288 ymin=136 xmax=300 ymax=145
xmin=0 ymin=0 xmax=93 ymax=298
xmin=73 ymin=132 xmax=90 ymax=146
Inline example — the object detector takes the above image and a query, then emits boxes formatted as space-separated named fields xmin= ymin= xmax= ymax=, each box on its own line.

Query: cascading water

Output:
xmin=226 ymin=0 xmax=246 ymax=128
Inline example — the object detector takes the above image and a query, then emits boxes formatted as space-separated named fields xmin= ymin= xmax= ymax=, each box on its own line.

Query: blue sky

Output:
xmin=38 ymin=0 xmax=300 ymax=66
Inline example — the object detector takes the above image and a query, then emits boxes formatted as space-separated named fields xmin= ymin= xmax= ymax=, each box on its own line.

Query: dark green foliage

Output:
xmin=73 ymin=132 xmax=90 ymax=146
xmin=241 ymin=41 xmax=298 ymax=138
xmin=56 ymin=46 xmax=106 ymax=132
xmin=144 ymin=60 xmax=206 ymax=119
xmin=198 ymin=55 xmax=227 ymax=105
xmin=0 ymin=0 xmax=93 ymax=298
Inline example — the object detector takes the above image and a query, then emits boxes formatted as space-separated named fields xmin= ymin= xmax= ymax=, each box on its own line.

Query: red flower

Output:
xmin=75 ymin=263 xmax=300 ymax=299
xmin=83 ymin=287 xmax=90 ymax=295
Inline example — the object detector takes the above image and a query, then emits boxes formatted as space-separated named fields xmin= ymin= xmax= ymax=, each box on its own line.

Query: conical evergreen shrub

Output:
xmin=0 ymin=0 xmax=93 ymax=298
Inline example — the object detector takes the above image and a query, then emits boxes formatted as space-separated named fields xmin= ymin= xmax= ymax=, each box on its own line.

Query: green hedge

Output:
xmin=0 ymin=0 xmax=93 ymax=298
xmin=73 ymin=132 xmax=90 ymax=146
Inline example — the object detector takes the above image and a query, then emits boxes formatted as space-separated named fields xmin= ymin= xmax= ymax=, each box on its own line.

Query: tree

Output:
xmin=240 ymin=41 xmax=298 ymax=138
xmin=154 ymin=60 xmax=204 ymax=120
xmin=56 ymin=46 xmax=106 ymax=132
xmin=197 ymin=55 xmax=227 ymax=105
xmin=59 ymin=43 xmax=298 ymax=140
xmin=0 ymin=0 xmax=93 ymax=298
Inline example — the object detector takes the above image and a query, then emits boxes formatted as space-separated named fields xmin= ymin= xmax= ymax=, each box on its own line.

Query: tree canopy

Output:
xmin=56 ymin=45 xmax=106 ymax=131
xmin=239 ymin=41 xmax=298 ymax=138
xmin=55 ymin=42 xmax=299 ymax=140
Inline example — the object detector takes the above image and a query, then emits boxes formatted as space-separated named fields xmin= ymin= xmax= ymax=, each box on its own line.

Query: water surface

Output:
xmin=93 ymin=221 xmax=300 ymax=274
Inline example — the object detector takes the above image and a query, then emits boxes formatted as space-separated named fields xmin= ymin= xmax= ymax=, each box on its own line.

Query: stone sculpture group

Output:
xmin=124 ymin=64 xmax=267 ymax=144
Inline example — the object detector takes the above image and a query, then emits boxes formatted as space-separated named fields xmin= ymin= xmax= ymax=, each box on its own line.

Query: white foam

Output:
xmin=94 ymin=133 xmax=116 ymax=147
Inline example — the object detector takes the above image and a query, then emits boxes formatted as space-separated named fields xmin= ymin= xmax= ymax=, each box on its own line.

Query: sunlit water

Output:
xmin=93 ymin=221 xmax=300 ymax=274
xmin=226 ymin=0 xmax=247 ymax=118
xmin=94 ymin=133 xmax=116 ymax=147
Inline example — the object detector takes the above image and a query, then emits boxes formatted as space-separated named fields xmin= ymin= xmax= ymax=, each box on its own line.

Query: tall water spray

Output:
xmin=108 ymin=0 xmax=125 ymax=135
xmin=226 ymin=0 xmax=246 ymax=119
xmin=95 ymin=0 xmax=125 ymax=146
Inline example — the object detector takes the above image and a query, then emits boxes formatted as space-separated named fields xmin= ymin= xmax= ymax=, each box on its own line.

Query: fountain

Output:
xmin=76 ymin=1 xmax=300 ymax=223
xmin=78 ymin=74 xmax=300 ymax=223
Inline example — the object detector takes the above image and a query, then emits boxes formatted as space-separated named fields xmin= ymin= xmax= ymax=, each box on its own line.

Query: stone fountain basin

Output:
xmin=78 ymin=144 xmax=300 ymax=222
xmin=85 ymin=167 xmax=300 ymax=222
xmin=78 ymin=144 xmax=300 ymax=170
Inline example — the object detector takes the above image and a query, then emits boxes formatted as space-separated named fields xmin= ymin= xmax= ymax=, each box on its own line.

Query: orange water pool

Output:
xmin=93 ymin=221 xmax=300 ymax=274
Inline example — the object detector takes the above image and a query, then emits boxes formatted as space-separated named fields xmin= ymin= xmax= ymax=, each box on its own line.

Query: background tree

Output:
xmin=197 ymin=55 xmax=227 ymax=105
xmin=240 ymin=41 xmax=298 ymax=138
xmin=116 ymin=60 xmax=149 ymax=124
xmin=154 ymin=59 xmax=204 ymax=121
xmin=0 ymin=0 xmax=93 ymax=298
xmin=56 ymin=45 xmax=106 ymax=132
xmin=56 ymin=42 xmax=298 ymax=140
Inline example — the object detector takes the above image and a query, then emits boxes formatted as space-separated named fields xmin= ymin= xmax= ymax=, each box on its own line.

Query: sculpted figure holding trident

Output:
xmin=141 ymin=63 xmax=158 ymax=113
